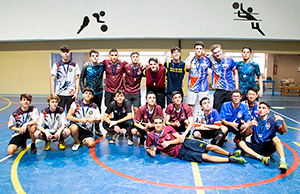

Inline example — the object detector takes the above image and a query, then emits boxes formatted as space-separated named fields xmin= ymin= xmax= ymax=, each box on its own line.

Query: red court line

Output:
xmin=90 ymin=139 xmax=299 ymax=190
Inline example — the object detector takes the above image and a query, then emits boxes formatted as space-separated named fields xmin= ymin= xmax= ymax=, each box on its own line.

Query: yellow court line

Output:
xmin=11 ymin=148 xmax=28 ymax=194
xmin=288 ymin=126 xmax=300 ymax=131
xmin=293 ymin=142 xmax=300 ymax=147
xmin=0 ymin=96 xmax=12 ymax=111
xmin=191 ymin=162 xmax=205 ymax=194
xmin=11 ymin=140 xmax=41 ymax=194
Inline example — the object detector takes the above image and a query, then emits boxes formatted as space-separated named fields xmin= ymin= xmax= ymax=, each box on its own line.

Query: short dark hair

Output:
xmin=89 ymin=50 xmax=99 ymax=57
xmin=109 ymin=48 xmax=118 ymax=55
xmin=172 ymin=91 xmax=181 ymax=98
xmin=210 ymin=44 xmax=222 ymax=52
xmin=20 ymin=93 xmax=32 ymax=102
xmin=231 ymin=89 xmax=243 ymax=96
xmin=83 ymin=87 xmax=94 ymax=95
xmin=130 ymin=52 xmax=139 ymax=57
xmin=146 ymin=91 xmax=156 ymax=98
xmin=194 ymin=41 xmax=204 ymax=48
xmin=114 ymin=89 xmax=124 ymax=97
xmin=242 ymin=47 xmax=252 ymax=53
xmin=60 ymin=45 xmax=70 ymax=52
xmin=149 ymin=57 xmax=158 ymax=64
xmin=171 ymin=46 xmax=181 ymax=53
xmin=200 ymin=97 xmax=210 ymax=106
xmin=259 ymin=101 xmax=270 ymax=109
xmin=247 ymin=87 xmax=258 ymax=94
xmin=153 ymin=114 xmax=163 ymax=121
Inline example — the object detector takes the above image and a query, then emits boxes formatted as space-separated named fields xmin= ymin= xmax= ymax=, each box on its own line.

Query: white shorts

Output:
xmin=186 ymin=90 xmax=209 ymax=106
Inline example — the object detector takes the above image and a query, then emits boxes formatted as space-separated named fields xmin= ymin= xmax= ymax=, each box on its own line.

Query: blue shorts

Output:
xmin=245 ymin=140 xmax=276 ymax=156
xmin=177 ymin=138 xmax=208 ymax=163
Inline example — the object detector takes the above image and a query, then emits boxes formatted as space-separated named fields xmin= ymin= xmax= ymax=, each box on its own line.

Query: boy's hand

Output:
xmin=274 ymin=114 xmax=284 ymax=122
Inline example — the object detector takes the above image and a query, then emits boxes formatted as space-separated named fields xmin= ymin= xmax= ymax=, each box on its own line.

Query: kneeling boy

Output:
xmin=67 ymin=87 xmax=101 ymax=151
xmin=7 ymin=94 xmax=38 ymax=154
xmin=35 ymin=94 xmax=70 ymax=150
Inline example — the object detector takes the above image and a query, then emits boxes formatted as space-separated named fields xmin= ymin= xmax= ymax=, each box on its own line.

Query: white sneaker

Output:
xmin=128 ymin=139 xmax=134 ymax=146
xmin=72 ymin=143 xmax=80 ymax=151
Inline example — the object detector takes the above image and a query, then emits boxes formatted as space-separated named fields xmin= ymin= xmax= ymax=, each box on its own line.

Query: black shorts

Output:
xmin=136 ymin=126 xmax=154 ymax=137
xmin=194 ymin=129 xmax=224 ymax=139
xmin=58 ymin=95 xmax=74 ymax=112
xmin=124 ymin=93 xmax=141 ymax=108
xmin=245 ymin=140 xmax=276 ymax=156
xmin=78 ymin=126 xmax=94 ymax=142
xmin=8 ymin=129 xmax=31 ymax=147
xmin=105 ymin=91 xmax=114 ymax=107
xmin=173 ymin=121 xmax=187 ymax=133
xmin=177 ymin=138 xmax=208 ymax=163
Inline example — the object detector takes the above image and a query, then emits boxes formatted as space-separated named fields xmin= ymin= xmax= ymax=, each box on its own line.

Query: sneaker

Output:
xmin=44 ymin=141 xmax=51 ymax=151
xmin=279 ymin=162 xmax=288 ymax=173
xmin=72 ymin=143 xmax=80 ymax=151
xmin=95 ymin=130 xmax=103 ymax=137
xmin=59 ymin=140 xmax=65 ymax=150
xmin=232 ymin=150 xmax=241 ymax=157
xmin=262 ymin=156 xmax=270 ymax=166
xmin=30 ymin=143 xmax=37 ymax=154
xmin=229 ymin=156 xmax=246 ymax=164
xmin=128 ymin=136 xmax=134 ymax=146
xmin=108 ymin=133 xmax=118 ymax=144
xmin=106 ymin=132 xmax=111 ymax=138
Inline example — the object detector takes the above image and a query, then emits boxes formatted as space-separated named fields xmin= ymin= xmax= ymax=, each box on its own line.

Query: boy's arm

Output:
xmin=79 ymin=66 xmax=87 ymax=94
xmin=74 ymin=75 xmax=80 ymax=101
xmin=116 ymin=113 xmax=132 ymax=124
xmin=146 ymin=148 xmax=156 ymax=157
xmin=50 ymin=75 xmax=56 ymax=94
xmin=162 ymin=132 xmax=181 ymax=148
xmin=102 ymin=113 xmax=111 ymax=126
xmin=275 ymin=114 xmax=288 ymax=134
xmin=67 ymin=107 xmax=86 ymax=123
xmin=233 ymin=69 xmax=239 ymax=89
xmin=165 ymin=114 xmax=175 ymax=127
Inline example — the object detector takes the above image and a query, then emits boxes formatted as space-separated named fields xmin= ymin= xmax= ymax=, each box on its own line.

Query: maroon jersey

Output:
xmin=124 ymin=63 xmax=143 ymax=95
xmin=144 ymin=64 xmax=165 ymax=92
xmin=146 ymin=126 xmax=181 ymax=158
xmin=135 ymin=104 xmax=164 ymax=124
xmin=102 ymin=59 xmax=128 ymax=93
xmin=165 ymin=103 xmax=193 ymax=123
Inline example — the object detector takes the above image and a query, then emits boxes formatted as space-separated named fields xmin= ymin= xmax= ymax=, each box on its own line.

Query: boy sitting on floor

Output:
xmin=238 ymin=101 xmax=288 ymax=173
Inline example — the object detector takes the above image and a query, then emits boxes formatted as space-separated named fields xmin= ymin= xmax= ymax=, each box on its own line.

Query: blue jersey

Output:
xmin=186 ymin=56 xmax=211 ymax=92
xmin=165 ymin=60 xmax=186 ymax=94
xmin=211 ymin=56 xmax=236 ymax=91
xmin=236 ymin=61 xmax=261 ymax=94
xmin=251 ymin=117 xmax=282 ymax=143
xmin=242 ymin=100 xmax=259 ymax=120
xmin=195 ymin=108 xmax=222 ymax=126
xmin=80 ymin=63 xmax=105 ymax=95
xmin=220 ymin=102 xmax=250 ymax=123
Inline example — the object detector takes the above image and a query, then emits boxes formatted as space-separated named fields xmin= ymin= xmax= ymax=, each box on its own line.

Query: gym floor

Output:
xmin=0 ymin=92 xmax=300 ymax=194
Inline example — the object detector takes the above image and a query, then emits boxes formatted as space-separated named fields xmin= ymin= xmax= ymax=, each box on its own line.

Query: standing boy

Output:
xmin=80 ymin=50 xmax=105 ymax=136
xmin=165 ymin=46 xmax=186 ymax=105
xmin=67 ymin=87 xmax=101 ymax=151
xmin=101 ymin=48 xmax=128 ymax=107
xmin=51 ymin=45 xmax=81 ymax=111
xmin=35 ymin=94 xmax=71 ymax=150
xmin=7 ymin=94 xmax=38 ymax=154
xmin=124 ymin=52 xmax=143 ymax=117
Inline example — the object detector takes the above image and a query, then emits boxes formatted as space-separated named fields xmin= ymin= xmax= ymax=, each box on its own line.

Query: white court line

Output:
xmin=270 ymin=109 xmax=300 ymax=125
xmin=0 ymin=145 xmax=29 ymax=163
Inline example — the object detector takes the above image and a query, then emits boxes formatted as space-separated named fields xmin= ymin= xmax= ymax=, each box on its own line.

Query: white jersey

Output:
xmin=37 ymin=106 xmax=67 ymax=134
xmin=70 ymin=100 xmax=101 ymax=132
xmin=51 ymin=60 xmax=81 ymax=96
xmin=8 ymin=106 xmax=39 ymax=137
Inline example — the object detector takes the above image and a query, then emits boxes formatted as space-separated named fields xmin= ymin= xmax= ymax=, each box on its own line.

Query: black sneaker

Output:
xmin=139 ymin=137 xmax=145 ymax=147
xmin=30 ymin=143 xmax=37 ymax=154
xmin=108 ymin=133 xmax=118 ymax=144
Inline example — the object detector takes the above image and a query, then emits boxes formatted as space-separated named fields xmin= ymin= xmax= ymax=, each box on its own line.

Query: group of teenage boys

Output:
xmin=7 ymin=41 xmax=288 ymax=173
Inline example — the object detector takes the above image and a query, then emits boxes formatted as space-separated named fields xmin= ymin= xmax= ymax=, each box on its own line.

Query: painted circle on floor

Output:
xmin=90 ymin=137 xmax=299 ymax=190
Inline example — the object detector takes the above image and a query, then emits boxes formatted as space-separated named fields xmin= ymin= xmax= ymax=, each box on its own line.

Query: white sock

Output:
xmin=257 ymin=155 xmax=263 ymax=160
xmin=280 ymin=157 xmax=286 ymax=163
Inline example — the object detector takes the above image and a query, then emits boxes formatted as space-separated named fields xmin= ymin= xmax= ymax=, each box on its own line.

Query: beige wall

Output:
xmin=0 ymin=39 xmax=300 ymax=94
